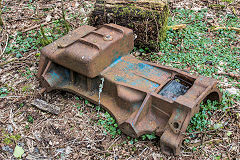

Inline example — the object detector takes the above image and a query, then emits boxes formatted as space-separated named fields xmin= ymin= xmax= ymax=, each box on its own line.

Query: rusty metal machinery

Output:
xmin=37 ymin=24 xmax=222 ymax=155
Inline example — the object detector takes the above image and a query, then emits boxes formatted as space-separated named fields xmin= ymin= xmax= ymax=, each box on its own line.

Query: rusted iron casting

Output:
xmin=37 ymin=24 xmax=222 ymax=155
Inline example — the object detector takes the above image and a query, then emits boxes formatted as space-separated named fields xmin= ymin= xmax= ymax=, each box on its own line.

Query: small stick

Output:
xmin=0 ymin=58 xmax=17 ymax=67
xmin=9 ymin=108 xmax=18 ymax=130
xmin=21 ymin=21 xmax=53 ymax=33
xmin=217 ymin=72 xmax=240 ymax=79
xmin=168 ymin=24 xmax=187 ymax=30
xmin=107 ymin=136 xmax=121 ymax=150
xmin=213 ymin=26 xmax=240 ymax=33
xmin=0 ymin=95 xmax=23 ymax=99
xmin=0 ymin=33 xmax=9 ymax=59
xmin=138 ymin=147 xmax=149 ymax=157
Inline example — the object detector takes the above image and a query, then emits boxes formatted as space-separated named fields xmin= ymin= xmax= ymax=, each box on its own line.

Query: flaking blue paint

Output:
xmin=49 ymin=70 xmax=60 ymax=80
xmin=109 ymin=56 xmax=122 ymax=68
xmin=47 ymin=67 xmax=70 ymax=87
xmin=111 ymin=59 xmax=164 ymax=92
xmin=137 ymin=63 xmax=163 ymax=77
xmin=114 ymin=75 xmax=127 ymax=83
xmin=114 ymin=74 xmax=159 ymax=92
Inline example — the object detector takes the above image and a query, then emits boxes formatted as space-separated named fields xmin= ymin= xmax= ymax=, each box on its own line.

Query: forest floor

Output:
xmin=0 ymin=0 xmax=239 ymax=159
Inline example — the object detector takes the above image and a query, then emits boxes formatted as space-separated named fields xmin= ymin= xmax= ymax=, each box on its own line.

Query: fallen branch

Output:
xmin=217 ymin=72 xmax=240 ymax=79
xmin=213 ymin=26 xmax=240 ymax=33
xmin=9 ymin=108 xmax=18 ymax=130
xmin=203 ymin=139 xmax=223 ymax=145
xmin=0 ymin=95 xmax=24 ymax=99
xmin=107 ymin=136 xmax=121 ymax=151
xmin=188 ymin=138 xmax=223 ymax=147
xmin=168 ymin=24 xmax=187 ymax=30
xmin=21 ymin=21 xmax=53 ymax=33
xmin=0 ymin=58 xmax=17 ymax=67
xmin=31 ymin=99 xmax=61 ymax=115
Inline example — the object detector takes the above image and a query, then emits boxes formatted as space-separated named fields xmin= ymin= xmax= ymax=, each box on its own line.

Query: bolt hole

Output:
xmin=173 ymin=122 xmax=179 ymax=129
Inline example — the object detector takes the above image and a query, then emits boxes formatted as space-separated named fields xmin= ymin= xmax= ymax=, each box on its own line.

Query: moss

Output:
xmin=209 ymin=4 xmax=225 ymax=9
xmin=90 ymin=0 xmax=169 ymax=51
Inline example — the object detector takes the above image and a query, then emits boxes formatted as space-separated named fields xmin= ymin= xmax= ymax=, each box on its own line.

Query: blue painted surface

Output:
xmin=114 ymin=75 xmax=127 ymax=83
xmin=49 ymin=70 xmax=60 ymax=80
xmin=108 ymin=58 xmax=165 ymax=92
xmin=109 ymin=56 xmax=122 ymax=68
xmin=174 ymin=108 xmax=182 ymax=121
xmin=47 ymin=67 xmax=70 ymax=87
xmin=137 ymin=63 xmax=163 ymax=77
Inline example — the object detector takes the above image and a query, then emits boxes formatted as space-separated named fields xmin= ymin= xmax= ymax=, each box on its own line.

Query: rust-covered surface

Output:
xmin=37 ymin=24 xmax=222 ymax=155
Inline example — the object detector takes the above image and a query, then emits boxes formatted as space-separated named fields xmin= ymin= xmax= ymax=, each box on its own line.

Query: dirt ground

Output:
xmin=0 ymin=0 xmax=239 ymax=159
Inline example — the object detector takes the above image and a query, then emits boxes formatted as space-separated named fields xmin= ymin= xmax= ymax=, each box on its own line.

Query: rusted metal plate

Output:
xmin=37 ymin=24 xmax=222 ymax=155
xmin=39 ymin=24 xmax=134 ymax=78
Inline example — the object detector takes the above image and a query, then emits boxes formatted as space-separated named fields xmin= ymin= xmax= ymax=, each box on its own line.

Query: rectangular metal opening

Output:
xmin=158 ymin=76 xmax=193 ymax=100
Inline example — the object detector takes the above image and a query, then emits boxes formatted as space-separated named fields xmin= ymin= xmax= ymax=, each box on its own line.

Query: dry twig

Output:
xmin=0 ymin=33 xmax=9 ymax=59
xmin=0 ymin=57 xmax=16 ymax=67
xmin=168 ymin=24 xmax=187 ymax=30
xmin=217 ymin=72 xmax=240 ymax=79
xmin=213 ymin=26 xmax=240 ymax=33
xmin=21 ymin=21 xmax=53 ymax=33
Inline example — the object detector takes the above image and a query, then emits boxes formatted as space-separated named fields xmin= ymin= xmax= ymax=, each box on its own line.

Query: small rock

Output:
xmin=80 ymin=8 xmax=86 ymax=14
xmin=34 ymin=132 xmax=42 ymax=141
xmin=56 ymin=148 xmax=65 ymax=153
xmin=22 ymin=153 xmax=26 ymax=157
xmin=26 ymin=155 xmax=34 ymax=160
xmin=65 ymin=146 xmax=72 ymax=155
xmin=73 ymin=153 xmax=78 ymax=159
xmin=26 ymin=154 xmax=49 ymax=160
xmin=134 ymin=51 xmax=141 ymax=56
xmin=87 ymin=144 xmax=91 ymax=149
xmin=31 ymin=99 xmax=60 ymax=115
xmin=83 ymin=17 xmax=88 ymax=23
xmin=45 ymin=14 xmax=52 ymax=22
xmin=34 ymin=147 xmax=39 ymax=154
xmin=205 ymin=61 xmax=213 ymax=65
xmin=226 ymin=87 xmax=239 ymax=95
xmin=231 ymin=145 xmax=238 ymax=152
xmin=75 ymin=2 xmax=80 ymax=8
xmin=79 ymin=124 xmax=84 ymax=130
xmin=7 ymin=125 xmax=13 ymax=133
xmin=213 ymin=123 xmax=223 ymax=130
xmin=2 ymin=145 xmax=13 ymax=153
